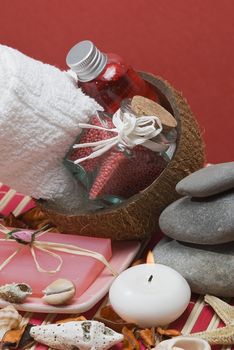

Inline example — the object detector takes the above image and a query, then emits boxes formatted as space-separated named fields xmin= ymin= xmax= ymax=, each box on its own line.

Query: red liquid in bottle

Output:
xmin=67 ymin=42 xmax=158 ymax=113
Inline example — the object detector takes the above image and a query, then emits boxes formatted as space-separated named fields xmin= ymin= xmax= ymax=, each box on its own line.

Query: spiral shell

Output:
xmin=0 ymin=283 xmax=32 ymax=303
xmin=153 ymin=337 xmax=211 ymax=350
xmin=0 ymin=305 xmax=22 ymax=340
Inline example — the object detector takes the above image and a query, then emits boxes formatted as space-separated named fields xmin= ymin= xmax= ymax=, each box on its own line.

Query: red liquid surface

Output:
xmin=79 ymin=53 xmax=158 ymax=113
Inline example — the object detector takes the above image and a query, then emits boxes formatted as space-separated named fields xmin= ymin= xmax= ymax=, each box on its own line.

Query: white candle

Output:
xmin=109 ymin=264 xmax=191 ymax=328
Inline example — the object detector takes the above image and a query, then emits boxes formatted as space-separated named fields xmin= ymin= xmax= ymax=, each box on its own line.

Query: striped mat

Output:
xmin=0 ymin=184 xmax=232 ymax=350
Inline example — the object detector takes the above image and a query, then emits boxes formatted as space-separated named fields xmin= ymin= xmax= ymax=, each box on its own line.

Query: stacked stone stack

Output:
xmin=153 ymin=162 xmax=234 ymax=297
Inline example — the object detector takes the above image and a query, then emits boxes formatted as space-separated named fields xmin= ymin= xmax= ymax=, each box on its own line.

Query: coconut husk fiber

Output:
xmin=38 ymin=73 xmax=205 ymax=240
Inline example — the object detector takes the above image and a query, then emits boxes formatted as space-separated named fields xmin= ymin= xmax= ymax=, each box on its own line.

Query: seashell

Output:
xmin=42 ymin=278 xmax=76 ymax=305
xmin=30 ymin=320 xmax=124 ymax=350
xmin=188 ymin=295 xmax=234 ymax=345
xmin=0 ymin=283 xmax=32 ymax=303
xmin=189 ymin=325 xmax=234 ymax=345
xmin=0 ymin=305 xmax=22 ymax=340
xmin=153 ymin=336 xmax=211 ymax=350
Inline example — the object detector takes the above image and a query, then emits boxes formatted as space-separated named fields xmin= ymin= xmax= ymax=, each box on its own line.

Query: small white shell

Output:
xmin=154 ymin=336 xmax=211 ymax=350
xmin=42 ymin=279 xmax=76 ymax=305
xmin=30 ymin=320 xmax=124 ymax=350
xmin=0 ymin=304 xmax=22 ymax=340
xmin=0 ymin=283 xmax=32 ymax=303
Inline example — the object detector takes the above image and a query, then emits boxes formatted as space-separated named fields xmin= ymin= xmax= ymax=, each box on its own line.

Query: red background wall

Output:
xmin=1 ymin=0 xmax=233 ymax=163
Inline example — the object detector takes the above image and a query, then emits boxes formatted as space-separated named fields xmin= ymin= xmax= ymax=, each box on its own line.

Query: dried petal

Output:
xmin=3 ymin=213 xmax=27 ymax=229
xmin=95 ymin=305 xmax=136 ymax=333
xmin=3 ymin=207 xmax=55 ymax=231
xmin=122 ymin=339 xmax=135 ymax=350
xmin=157 ymin=327 xmax=182 ymax=337
xmin=18 ymin=324 xmax=35 ymax=349
xmin=0 ymin=324 xmax=34 ymax=350
xmin=19 ymin=207 xmax=53 ymax=230
xmin=100 ymin=305 xmax=122 ymax=321
xmin=56 ymin=316 xmax=87 ymax=324
xmin=122 ymin=327 xmax=140 ymax=350
xmin=1 ymin=328 xmax=23 ymax=349
xmin=139 ymin=328 xmax=155 ymax=347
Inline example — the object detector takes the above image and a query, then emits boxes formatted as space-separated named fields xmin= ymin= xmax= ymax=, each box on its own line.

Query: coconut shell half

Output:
xmin=38 ymin=73 xmax=205 ymax=240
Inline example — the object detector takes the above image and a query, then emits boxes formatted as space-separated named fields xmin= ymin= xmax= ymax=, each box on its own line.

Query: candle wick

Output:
xmin=148 ymin=275 xmax=153 ymax=282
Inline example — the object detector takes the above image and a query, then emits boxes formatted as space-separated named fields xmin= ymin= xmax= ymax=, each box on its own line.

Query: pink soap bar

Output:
xmin=0 ymin=231 xmax=112 ymax=297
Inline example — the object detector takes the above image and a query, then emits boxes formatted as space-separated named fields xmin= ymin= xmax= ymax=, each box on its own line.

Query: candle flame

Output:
xmin=146 ymin=251 xmax=155 ymax=264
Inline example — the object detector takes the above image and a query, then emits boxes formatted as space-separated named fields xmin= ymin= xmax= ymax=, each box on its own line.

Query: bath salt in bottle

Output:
xmin=64 ymin=98 xmax=174 ymax=207
xmin=66 ymin=40 xmax=158 ymax=113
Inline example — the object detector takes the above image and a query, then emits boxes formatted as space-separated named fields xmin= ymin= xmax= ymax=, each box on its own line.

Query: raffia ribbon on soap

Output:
xmin=0 ymin=224 xmax=118 ymax=276
xmin=73 ymin=110 xmax=165 ymax=164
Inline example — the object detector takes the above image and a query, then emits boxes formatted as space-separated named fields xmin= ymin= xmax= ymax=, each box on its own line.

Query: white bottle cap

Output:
xmin=66 ymin=40 xmax=107 ymax=82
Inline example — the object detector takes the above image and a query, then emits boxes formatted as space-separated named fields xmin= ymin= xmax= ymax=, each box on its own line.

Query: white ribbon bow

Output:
xmin=73 ymin=110 xmax=166 ymax=164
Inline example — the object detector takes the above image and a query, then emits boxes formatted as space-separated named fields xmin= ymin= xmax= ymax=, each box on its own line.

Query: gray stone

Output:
xmin=153 ymin=238 xmax=234 ymax=297
xmin=176 ymin=162 xmax=234 ymax=197
xmin=159 ymin=190 xmax=234 ymax=244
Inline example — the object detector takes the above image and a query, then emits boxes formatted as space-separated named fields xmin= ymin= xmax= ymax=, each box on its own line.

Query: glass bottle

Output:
xmin=66 ymin=40 xmax=158 ymax=113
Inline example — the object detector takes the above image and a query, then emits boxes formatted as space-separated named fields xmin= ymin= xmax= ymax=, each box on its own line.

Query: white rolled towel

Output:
xmin=0 ymin=45 xmax=101 ymax=209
